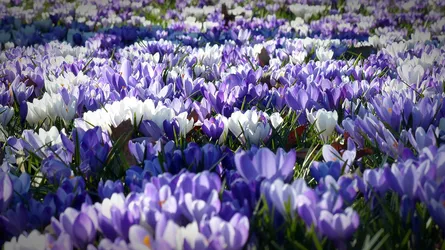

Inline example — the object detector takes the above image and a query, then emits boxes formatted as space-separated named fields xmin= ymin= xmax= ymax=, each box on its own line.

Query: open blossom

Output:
xmin=77 ymin=97 xmax=194 ymax=138
xmin=397 ymin=60 xmax=424 ymax=86
xmin=315 ymin=47 xmax=333 ymax=62
xmin=26 ymin=92 xmax=77 ymax=128
xmin=270 ymin=112 xmax=284 ymax=129
xmin=228 ymin=110 xmax=271 ymax=146
xmin=234 ymin=147 xmax=296 ymax=181
xmin=306 ymin=109 xmax=338 ymax=142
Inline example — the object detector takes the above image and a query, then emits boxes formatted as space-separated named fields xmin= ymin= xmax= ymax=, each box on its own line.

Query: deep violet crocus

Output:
xmin=202 ymin=116 xmax=226 ymax=142
xmin=310 ymin=161 xmax=342 ymax=182
xmin=98 ymin=179 xmax=124 ymax=200
xmin=234 ymin=147 xmax=296 ymax=182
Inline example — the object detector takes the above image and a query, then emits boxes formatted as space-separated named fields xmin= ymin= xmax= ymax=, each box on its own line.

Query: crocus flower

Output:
xmin=0 ymin=172 xmax=13 ymax=212
xmin=94 ymin=193 xmax=139 ymax=241
xmin=156 ymin=216 xmax=209 ymax=250
xmin=315 ymin=47 xmax=334 ymax=62
xmin=163 ymin=119 xmax=180 ymax=141
xmin=361 ymin=168 xmax=389 ymax=196
xmin=41 ymin=157 xmax=72 ymax=185
xmin=200 ymin=213 xmax=250 ymax=250
xmin=404 ymin=126 xmax=437 ymax=153
xmin=307 ymin=108 xmax=338 ymax=142
xmin=3 ymin=230 xmax=48 ymax=250
xmin=397 ymin=60 xmax=424 ymax=87
xmin=52 ymin=207 xmax=97 ymax=249
xmin=321 ymin=137 xmax=357 ymax=173
xmin=261 ymin=178 xmax=299 ymax=218
xmin=128 ymin=224 xmax=154 ymax=250
xmin=180 ymin=189 xmax=221 ymax=222
xmin=318 ymin=207 xmax=359 ymax=242
xmin=228 ymin=110 xmax=271 ymax=146
xmin=46 ymin=233 xmax=73 ymax=250
xmin=310 ymin=161 xmax=342 ymax=182
xmin=427 ymin=198 xmax=445 ymax=230
xmin=202 ymin=116 xmax=227 ymax=142
xmin=384 ymin=163 xmax=421 ymax=200
xmin=269 ymin=112 xmax=284 ymax=129
xmin=0 ymin=105 xmax=14 ymax=126
xmin=234 ymin=147 xmax=296 ymax=182
xmin=98 ymin=180 xmax=124 ymax=200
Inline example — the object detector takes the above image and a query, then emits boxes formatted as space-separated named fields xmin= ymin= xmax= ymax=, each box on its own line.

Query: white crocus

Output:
xmin=306 ymin=108 xmax=338 ymax=142
xmin=4 ymin=230 xmax=47 ymax=250
xmin=270 ymin=113 xmax=284 ymax=129
xmin=26 ymin=92 xmax=56 ymax=128
xmin=175 ymin=112 xmax=194 ymax=138
xmin=176 ymin=221 xmax=208 ymax=250
xmin=77 ymin=97 xmax=195 ymax=138
xmin=45 ymin=71 xmax=90 ymax=94
xmin=383 ymin=41 xmax=407 ymax=58
xmin=315 ymin=47 xmax=333 ymax=62
xmin=383 ymin=78 xmax=407 ymax=93
xmin=36 ymin=126 xmax=64 ymax=146
xmin=151 ymin=106 xmax=176 ymax=131
xmin=290 ymin=50 xmax=307 ymax=64
xmin=397 ymin=61 xmax=424 ymax=87
xmin=53 ymin=93 xmax=77 ymax=126
xmin=228 ymin=110 xmax=271 ymax=146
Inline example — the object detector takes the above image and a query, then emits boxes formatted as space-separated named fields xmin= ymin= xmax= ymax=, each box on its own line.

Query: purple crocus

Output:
xmin=98 ymin=180 xmax=124 ymax=200
xmin=404 ymin=126 xmax=437 ymax=153
xmin=200 ymin=213 xmax=250 ymax=250
xmin=202 ymin=116 xmax=225 ymax=141
xmin=310 ymin=161 xmax=342 ymax=182
xmin=73 ymin=127 xmax=111 ymax=176
xmin=234 ymin=147 xmax=296 ymax=182
xmin=0 ymin=172 xmax=13 ymax=212
xmin=46 ymin=233 xmax=73 ymax=250
xmin=384 ymin=163 xmax=421 ymax=200
xmin=163 ymin=119 xmax=180 ymax=141
xmin=41 ymin=157 xmax=72 ymax=185
xmin=180 ymin=189 xmax=221 ymax=222
xmin=318 ymin=207 xmax=360 ymax=243
xmin=139 ymin=120 xmax=163 ymax=142
xmin=52 ymin=207 xmax=97 ymax=249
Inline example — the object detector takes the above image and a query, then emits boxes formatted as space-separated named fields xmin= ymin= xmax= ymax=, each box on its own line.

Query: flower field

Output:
xmin=1 ymin=0 xmax=445 ymax=249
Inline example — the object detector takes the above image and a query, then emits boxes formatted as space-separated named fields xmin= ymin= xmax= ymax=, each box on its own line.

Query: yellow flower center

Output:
xmin=144 ymin=235 xmax=151 ymax=248
xmin=387 ymin=108 xmax=392 ymax=114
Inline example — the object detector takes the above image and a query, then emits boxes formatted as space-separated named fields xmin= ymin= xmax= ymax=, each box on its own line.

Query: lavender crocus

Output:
xmin=318 ymin=207 xmax=360 ymax=243
xmin=234 ymin=147 xmax=296 ymax=182
xmin=52 ymin=207 xmax=97 ymax=249
xmin=0 ymin=172 xmax=13 ymax=212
